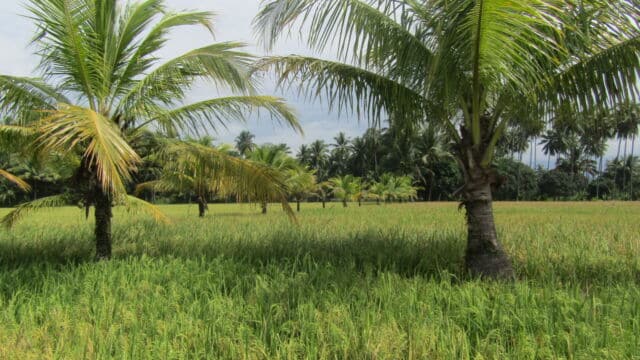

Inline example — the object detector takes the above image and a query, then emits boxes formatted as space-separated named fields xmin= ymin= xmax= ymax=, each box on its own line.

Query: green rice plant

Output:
xmin=0 ymin=202 xmax=639 ymax=359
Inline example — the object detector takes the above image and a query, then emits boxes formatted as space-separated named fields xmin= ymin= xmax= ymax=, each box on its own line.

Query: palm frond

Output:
xmin=0 ymin=76 xmax=67 ymax=123
xmin=36 ymin=104 xmax=141 ymax=195
xmin=255 ymin=56 xmax=429 ymax=127
xmin=119 ymin=42 xmax=256 ymax=119
xmin=255 ymin=0 xmax=433 ymax=68
xmin=0 ymin=169 xmax=31 ymax=191
xmin=121 ymin=195 xmax=170 ymax=224
xmin=151 ymin=95 xmax=301 ymax=136
xmin=1 ymin=195 xmax=70 ymax=228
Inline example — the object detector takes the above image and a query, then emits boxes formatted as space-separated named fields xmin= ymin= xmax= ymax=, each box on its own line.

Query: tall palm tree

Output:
xmin=540 ymin=128 xmax=568 ymax=170
xmin=255 ymin=0 xmax=640 ymax=279
xmin=235 ymin=130 xmax=256 ymax=158
xmin=309 ymin=140 xmax=329 ymax=180
xmin=296 ymin=144 xmax=313 ymax=166
xmin=0 ymin=0 xmax=299 ymax=259
xmin=137 ymin=140 xmax=293 ymax=218
xmin=248 ymin=145 xmax=300 ymax=213
xmin=329 ymin=132 xmax=352 ymax=176
xmin=415 ymin=125 xmax=453 ymax=201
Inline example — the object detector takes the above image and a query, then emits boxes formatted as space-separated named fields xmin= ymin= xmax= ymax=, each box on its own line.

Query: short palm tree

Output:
xmin=255 ymin=0 xmax=640 ymax=279
xmin=0 ymin=0 xmax=299 ymax=259
xmin=248 ymin=145 xmax=300 ymax=213
xmin=329 ymin=175 xmax=361 ymax=208
xmin=137 ymin=140 xmax=293 ymax=218
xmin=285 ymin=167 xmax=317 ymax=212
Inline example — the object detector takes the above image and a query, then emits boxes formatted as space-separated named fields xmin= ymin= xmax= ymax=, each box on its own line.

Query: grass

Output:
xmin=0 ymin=201 xmax=639 ymax=359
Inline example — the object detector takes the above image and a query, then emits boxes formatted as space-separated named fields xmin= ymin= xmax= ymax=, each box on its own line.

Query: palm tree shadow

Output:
xmin=2 ymin=228 xmax=637 ymax=289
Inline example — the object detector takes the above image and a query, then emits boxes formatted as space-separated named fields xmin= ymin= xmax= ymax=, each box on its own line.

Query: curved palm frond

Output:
xmin=255 ymin=0 xmax=433 ymax=68
xmin=36 ymin=104 xmax=141 ymax=195
xmin=0 ymin=169 xmax=31 ymax=191
xmin=1 ymin=195 xmax=70 ymax=228
xmin=255 ymin=56 xmax=429 ymax=128
xmin=140 ymin=141 xmax=296 ymax=220
xmin=119 ymin=42 xmax=257 ymax=118
xmin=121 ymin=195 xmax=170 ymax=224
xmin=548 ymin=35 xmax=640 ymax=112
xmin=150 ymin=95 xmax=301 ymax=136
xmin=0 ymin=76 xmax=68 ymax=123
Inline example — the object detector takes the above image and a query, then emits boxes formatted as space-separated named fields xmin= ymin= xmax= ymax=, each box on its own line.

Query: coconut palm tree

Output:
xmin=137 ymin=140 xmax=293 ymax=218
xmin=248 ymin=145 xmax=300 ymax=213
xmin=235 ymin=130 xmax=256 ymax=158
xmin=309 ymin=140 xmax=330 ymax=180
xmin=285 ymin=167 xmax=317 ymax=212
xmin=329 ymin=132 xmax=352 ymax=176
xmin=0 ymin=0 xmax=300 ymax=259
xmin=296 ymin=144 xmax=313 ymax=167
xmin=540 ymin=128 xmax=568 ymax=170
xmin=255 ymin=0 xmax=640 ymax=279
xmin=328 ymin=175 xmax=361 ymax=207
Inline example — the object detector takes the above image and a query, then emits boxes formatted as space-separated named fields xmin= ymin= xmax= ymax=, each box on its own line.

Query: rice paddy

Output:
xmin=0 ymin=202 xmax=639 ymax=359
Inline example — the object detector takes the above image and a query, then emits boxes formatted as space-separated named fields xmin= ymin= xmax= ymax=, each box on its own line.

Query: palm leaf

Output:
xmin=151 ymin=95 xmax=301 ymax=136
xmin=0 ymin=169 xmax=31 ymax=191
xmin=36 ymin=104 xmax=141 ymax=195
xmin=1 ymin=195 xmax=70 ymax=228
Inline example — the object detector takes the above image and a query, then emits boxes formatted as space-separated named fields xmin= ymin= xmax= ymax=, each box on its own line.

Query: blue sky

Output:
xmin=0 ymin=0 xmax=633 ymax=163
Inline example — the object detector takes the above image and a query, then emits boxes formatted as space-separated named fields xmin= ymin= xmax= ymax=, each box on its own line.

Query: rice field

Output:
xmin=0 ymin=202 xmax=639 ymax=359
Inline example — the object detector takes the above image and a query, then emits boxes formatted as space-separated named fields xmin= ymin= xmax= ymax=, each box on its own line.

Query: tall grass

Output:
xmin=1 ymin=202 xmax=639 ymax=359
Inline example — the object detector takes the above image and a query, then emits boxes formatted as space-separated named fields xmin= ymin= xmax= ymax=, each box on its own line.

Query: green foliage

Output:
xmin=493 ymin=158 xmax=538 ymax=201
xmin=1 ymin=202 xmax=639 ymax=358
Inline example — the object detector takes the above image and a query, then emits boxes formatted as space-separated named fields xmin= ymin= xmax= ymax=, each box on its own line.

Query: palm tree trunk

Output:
xmin=94 ymin=188 xmax=113 ymax=260
xmin=197 ymin=196 xmax=208 ymax=217
xmin=547 ymin=153 xmax=550 ymax=170
xmin=630 ymin=135 xmax=635 ymax=200
xmin=463 ymin=172 xmax=514 ymax=280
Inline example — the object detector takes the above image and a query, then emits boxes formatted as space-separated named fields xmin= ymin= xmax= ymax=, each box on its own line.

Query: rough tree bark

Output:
xmin=94 ymin=187 xmax=113 ymax=260
xmin=197 ymin=195 xmax=208 ymax=218
xmin=457 ymin=123 xmax=515 ymax=280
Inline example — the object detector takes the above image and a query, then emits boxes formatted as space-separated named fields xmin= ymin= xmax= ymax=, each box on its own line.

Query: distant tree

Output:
xmin=493 ymin=158 xmax=538 ymax=201
xmin=538 ymin=170 xmax=582 ymax=200
xmin=285 ymin=167 xmax=317 ymax=212
xmin=329 ymin=175 xmax=361 ymax=207
xmin=296 ymin=144 xmax=313 ymax=166
xmin=137 ymin=141 xmax=293 ymax=217
xmin=249 ymin=145 xmax=300 ymax=213
xmin=235 ymin=131 xmax=256 ymax=158
xmin=309 ymin=140 xmax=330 ymax=181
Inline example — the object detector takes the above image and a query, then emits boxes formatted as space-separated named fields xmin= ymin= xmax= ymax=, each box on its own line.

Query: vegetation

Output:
xmin=136 ymin=140 xmax=293 ymax=218
xmin=0 ymin=0 xmax=299 ymax=259
xmin=1 ymin=202 xmax=639 ymax=358
xmin=255 ymin=0 xmax=640 ymax=278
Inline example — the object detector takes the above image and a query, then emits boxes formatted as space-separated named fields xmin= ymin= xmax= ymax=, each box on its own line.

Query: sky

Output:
xmin=0 ymin=0 xmax=634 ymax=163
xmin=0 ymin=0 xmax=368 ymax=151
